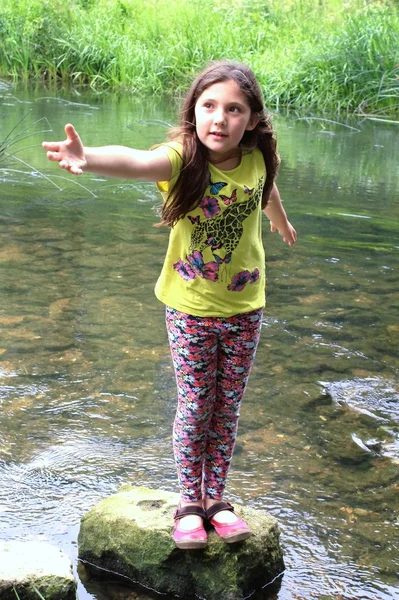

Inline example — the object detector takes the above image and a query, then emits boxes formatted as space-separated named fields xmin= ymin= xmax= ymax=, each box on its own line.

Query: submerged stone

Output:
xmin=78 ymin=485 xmax=284 ymax=600
xmin=0 ymin=541 xmax=77 ymax=600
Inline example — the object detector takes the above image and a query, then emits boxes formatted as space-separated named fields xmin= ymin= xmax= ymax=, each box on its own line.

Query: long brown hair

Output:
xmin=160 ymin=60 xmax=279 ymax=227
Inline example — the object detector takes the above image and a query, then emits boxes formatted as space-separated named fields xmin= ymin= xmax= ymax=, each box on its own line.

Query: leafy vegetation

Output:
xmin=0 ymin=0 xmax=398 ymax=114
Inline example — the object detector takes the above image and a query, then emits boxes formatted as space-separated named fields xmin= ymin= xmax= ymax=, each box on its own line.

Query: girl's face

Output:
xmin=194 ymin=79 xmax=257 ymax=163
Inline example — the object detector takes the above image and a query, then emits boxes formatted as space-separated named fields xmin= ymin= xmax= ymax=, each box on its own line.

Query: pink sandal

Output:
xmin=173 ymin=504 xmax=207 ymax=550
xmin=206 ymin=501 xmax=252 ymax=543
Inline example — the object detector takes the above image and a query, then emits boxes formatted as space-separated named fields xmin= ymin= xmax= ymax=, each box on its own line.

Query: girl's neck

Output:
xmin=208 ymin=148 xmax=242 ymax=171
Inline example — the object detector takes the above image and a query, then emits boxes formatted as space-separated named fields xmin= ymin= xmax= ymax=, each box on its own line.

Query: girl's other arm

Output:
xmin=42 ymin=123 xmax=172 ymax=182
xmin=263 ymin=183 xmax=297 ymax=247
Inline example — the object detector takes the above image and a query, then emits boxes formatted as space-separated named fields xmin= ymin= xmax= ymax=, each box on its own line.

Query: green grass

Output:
xmin=0 ymin=0 xmax=398 ymax=114
xmin=0 ymin=110 xmax=97 ymax=196
xmin=13 ymin=587 xmax=46 ymax=600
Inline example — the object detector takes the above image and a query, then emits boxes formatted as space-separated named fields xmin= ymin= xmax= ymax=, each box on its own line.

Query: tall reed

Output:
xmin=0 ymin=0 xmax=398 ymax=113
xmin=13 ymin=587 xmax=46 ymax=599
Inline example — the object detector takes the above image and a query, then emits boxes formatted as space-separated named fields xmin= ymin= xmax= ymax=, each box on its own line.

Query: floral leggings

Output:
xmin=166 ymin=307 xmax=263 ymax=502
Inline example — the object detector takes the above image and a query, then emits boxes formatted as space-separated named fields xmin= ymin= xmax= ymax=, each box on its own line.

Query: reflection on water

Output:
xmin=0 ymin=84 xmax=398 ymax=600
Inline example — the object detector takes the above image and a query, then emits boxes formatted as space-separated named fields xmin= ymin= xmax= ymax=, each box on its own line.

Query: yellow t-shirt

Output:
xmin=155 ymin=142 xmax=266 ymax=317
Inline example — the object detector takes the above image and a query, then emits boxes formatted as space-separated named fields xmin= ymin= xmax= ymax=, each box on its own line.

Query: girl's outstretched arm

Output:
xmin=263 ymin=183 xmax=297 ymax=247
xmin=42 ymin=123 xmax=172 ymax=182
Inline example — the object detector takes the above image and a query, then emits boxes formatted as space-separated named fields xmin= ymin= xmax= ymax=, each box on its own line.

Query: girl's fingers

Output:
xmin=65 ymin=123 xmax=79 ymax=141
xmin=43 ymin=125 xmax=82 ymax=175
xmin=42 ymin=142 xmax=60 ymax=151
xmin=42 ymin=124 xmax=80 ymax=151
xmin=59 ymin=160 xmax=82 ymax=175
xmin=46 ymin=151 xmax=62 ymax=161
xmin=59 ymin=159 xmax=76 ymax=169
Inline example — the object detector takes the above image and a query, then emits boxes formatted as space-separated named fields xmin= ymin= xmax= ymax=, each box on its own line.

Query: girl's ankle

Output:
xmin=203 ymin=497 xmax=223 ymax=509
xmin=180 ymin=498 xmax=202 ymax=507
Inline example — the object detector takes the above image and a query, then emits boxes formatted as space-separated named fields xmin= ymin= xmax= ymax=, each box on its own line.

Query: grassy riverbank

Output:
xmin=1 ymin=0 xmax=398 ymax=114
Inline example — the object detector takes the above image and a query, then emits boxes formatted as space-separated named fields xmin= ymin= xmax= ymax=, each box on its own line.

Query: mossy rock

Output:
xmin=78 ymin=485 xmax=284 ymax=600
xmin=0 ymin=541 xmax=77 ymax=600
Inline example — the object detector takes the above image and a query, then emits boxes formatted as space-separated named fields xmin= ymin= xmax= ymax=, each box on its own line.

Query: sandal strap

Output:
xmin=173 ymin=505 xmax=207 ymax=520
xmin=205 ymin=501 xmax=234 ymax=520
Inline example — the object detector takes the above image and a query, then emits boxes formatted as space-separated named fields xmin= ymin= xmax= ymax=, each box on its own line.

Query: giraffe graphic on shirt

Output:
xmin=173 ymin=174 xmax=265 ymax=291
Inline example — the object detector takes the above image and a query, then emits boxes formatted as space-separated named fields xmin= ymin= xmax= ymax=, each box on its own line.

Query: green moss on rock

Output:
xmin=78 ymin=485 xmax=284 ymax=600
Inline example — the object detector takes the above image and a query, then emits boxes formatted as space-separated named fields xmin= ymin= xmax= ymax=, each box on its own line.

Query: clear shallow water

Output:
xmin=0 ymin=83 xmax=398 ymax=600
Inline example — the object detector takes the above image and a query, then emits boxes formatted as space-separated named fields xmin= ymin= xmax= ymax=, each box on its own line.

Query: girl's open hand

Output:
xmin=270 ymin=220 xmax=297 ymax=247
xmin=42 ymin=124 xmax=86 ymax=175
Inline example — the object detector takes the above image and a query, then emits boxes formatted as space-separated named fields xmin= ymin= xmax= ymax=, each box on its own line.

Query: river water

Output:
xmin=0 ymin=83 xmax=398 ymax=600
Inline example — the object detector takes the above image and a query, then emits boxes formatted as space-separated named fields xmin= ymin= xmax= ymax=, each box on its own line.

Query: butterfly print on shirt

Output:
xmin=220 ymin=189 xmax=237 ymax=206
xmin=173 ymin=175 xmax=265 ymax=291
xmin=208 ymin=177 xmax=227 ymax=195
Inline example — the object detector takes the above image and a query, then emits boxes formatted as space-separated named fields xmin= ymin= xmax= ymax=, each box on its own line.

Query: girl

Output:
xmin=43 ymin=61 xmax=296 ymax=550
